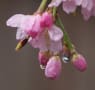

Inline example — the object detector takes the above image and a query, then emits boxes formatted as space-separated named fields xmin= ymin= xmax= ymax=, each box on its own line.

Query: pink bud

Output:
xmin=38 ymin=51 xmax=49 ymax=66
xmin=45 ymin=56 xmax=62 ymax=80
xmin=72 ymin=54 xmax=87 ymax=72
xmin=40 ymin=12 xmax=53 ymax=28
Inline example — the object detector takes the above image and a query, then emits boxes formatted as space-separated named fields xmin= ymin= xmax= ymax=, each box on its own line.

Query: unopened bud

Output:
xmin=72 ymin=54 xmax=87 ymax=72
xmin=38 ymin=51 xmax=50 ymax=67
xmin=45 ymin=56 xmax=62 ymax=80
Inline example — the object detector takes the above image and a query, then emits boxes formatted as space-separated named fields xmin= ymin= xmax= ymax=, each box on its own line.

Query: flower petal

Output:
xmin=62 ymin=1 xmax=77 ymax=14
xmin=6 ymin=14 xmax=25 ymax=27
xmin=20 ymin=15 xmax=42 ymax=38
xmin=81 ymin=0 xmax=88 ymax=8
xmin=75 ymin=0 xmax=83 ymax=5
xmin=81 ymin=8 xmax=91 ymax=20
xmin=16 ymin=28 xmax=27 ymax=40
xmin=30 ymin=32 xmax=48 ymax=51
xmin=48 ymin=0 xmax=62 ymax=7
xmin=48 ymin=25 xmax=63 ymax=41
xmin=49 ymin=40 xmax=63 ymax=53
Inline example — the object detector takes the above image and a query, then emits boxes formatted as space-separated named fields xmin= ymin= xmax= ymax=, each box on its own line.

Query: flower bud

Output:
xmin=45 ymin=56 xmax=62 ymax=80
xmin=72 ymin=54 xmax=87 ymax=72
xmin=40 ymin=12 xmax=53 ymax=28
xmin=38 ymin=51 xmax=50 ymax=66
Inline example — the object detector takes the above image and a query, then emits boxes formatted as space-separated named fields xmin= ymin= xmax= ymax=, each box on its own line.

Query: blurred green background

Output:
xmin=0 ymin=0 xmax=95 ymax=90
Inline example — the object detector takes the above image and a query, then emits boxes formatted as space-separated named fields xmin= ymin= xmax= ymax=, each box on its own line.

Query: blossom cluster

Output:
xmin=49 ymin=0 xmax=95 ymax=20
xmin=6 ymin=0 xmax=87 ymax=80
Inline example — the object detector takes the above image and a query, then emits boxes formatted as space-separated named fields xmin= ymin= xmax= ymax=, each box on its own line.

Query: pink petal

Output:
xmin=62 ymin=1 xmax=77 ymax=14
xmin=81 ymin=8 xmax=92 ymax=20
xmin=75 ymin=0 xmax=83 ymax=5
xmin=30 ymin=32 xmax=48 ymax=51
xmin=81 ymin=0 xmax=88 ymax=8
xmin=86 ymin=0 xmax=93 ymax=11
xmin=20 ymin=15 xmax=35 ymax=30
xmin=49 ymin=40 xmax=63 ymax=52
xmin=48 ymin=25 xmax=63 ymax=41
xmin=48 ymin=0 xmax=62 ymax=7
xmin=6 ymin=14 xmax=25 ymax=27
xmin=16 ymin=28 xmax=27 ymax=40
xmin=21 ymin=15 xmax=42 ymax=38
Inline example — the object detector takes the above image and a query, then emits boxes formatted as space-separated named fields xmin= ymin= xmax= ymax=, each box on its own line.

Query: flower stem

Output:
xmin=37 ymin=0 xmax=48 ymax=13
xmin=56 ymin=15 xmax=74 ymax=51
xmin=53 ymin=7 xmax=57 ymax=17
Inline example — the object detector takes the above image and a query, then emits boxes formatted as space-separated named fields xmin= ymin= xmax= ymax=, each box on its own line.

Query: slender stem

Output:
xmin=37 ymin=0 xmax=48 ymax=13
xmin=56 ymin=15 xmax=74 ymax=51
xmin=53 ymin=7 xmax=57 ymax=17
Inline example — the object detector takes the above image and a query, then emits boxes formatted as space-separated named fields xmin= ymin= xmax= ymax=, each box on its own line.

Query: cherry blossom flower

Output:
xmin=6 ymin=12 xmax=63 ymax=53
xmin=30 ymin=25 xmax=63 ymax=53
xmin=48 ymin=0 xmax=95 ymax=20
xmin=45 ymin=56 xmax=62 ymax=79
xmin=62 ymin=0 xmax=95 ymax=20
xmin=6 ymin=0 xmax=89 ymax=80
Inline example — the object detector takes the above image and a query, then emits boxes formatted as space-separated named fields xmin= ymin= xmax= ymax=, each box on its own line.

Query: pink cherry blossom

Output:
xmin=48 ymin=0 xmax=81 ymax=14
xmin=45 ymin=56 xmax=62 ymax=79
xmin=30 ymin=25 xmax=63 ymax=53
xmin=48 ymin=0 xmax=95 ymax=20
xmin=6 ymin=12 xmax=64 ymax=53
xmin=72 ymin=54 xmax=87 ymax=72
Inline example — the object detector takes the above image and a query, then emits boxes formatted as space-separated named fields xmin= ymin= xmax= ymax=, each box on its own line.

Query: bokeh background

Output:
xmin=0 ymin=0 xmax=95 ymax=90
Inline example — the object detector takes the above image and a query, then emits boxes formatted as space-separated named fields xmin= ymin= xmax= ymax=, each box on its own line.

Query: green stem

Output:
xmin=53 ymin=7 xmax=57 ymax=17
xmin=37 ymin=0 xmax=48 ymax=13
xmin=56 ymin=16 xmax=74 ymax=51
